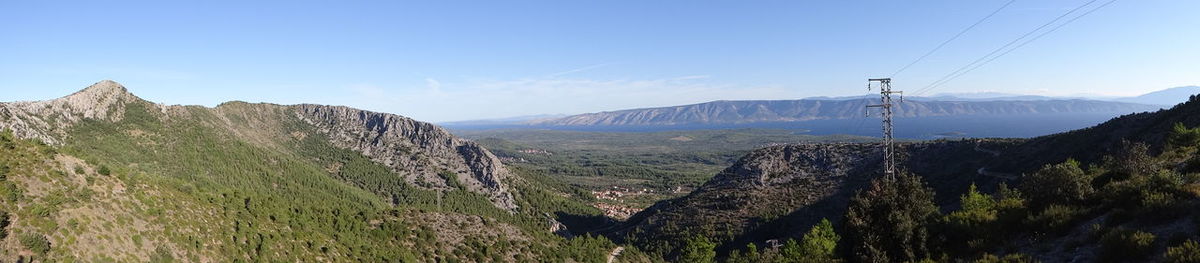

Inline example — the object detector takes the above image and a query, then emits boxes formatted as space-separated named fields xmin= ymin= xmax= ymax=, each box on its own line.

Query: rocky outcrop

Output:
xmin=294 ymin=104 xmax=517 ymax=210
xmin=0 ymin=80 xmax=153 ymax=145
xmin=612 ymin=144 xmax=881 ymax=247
xmin=530 ymin=99 xmax=1161 ymax=126
xmin=612 ymin=140 xmax=1005 ymax=253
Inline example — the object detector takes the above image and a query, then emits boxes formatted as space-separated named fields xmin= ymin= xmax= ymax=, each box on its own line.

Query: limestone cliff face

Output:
xmin=0 ymin=80 xmax=154 ymax=145
xmin=294 ymin=104 xmax=517 ymax=210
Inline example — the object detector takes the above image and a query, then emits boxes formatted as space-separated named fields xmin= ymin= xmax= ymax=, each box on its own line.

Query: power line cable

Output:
xmin=914 ymin=0 xmax=1100 ymax=95
xmin=912 ymin=0 xmax=1103 ymax=96
xmin=917 ymin=0 xmax=1119 ymax=94
xmin=890 ymin=0 xmax=1017 ymax=78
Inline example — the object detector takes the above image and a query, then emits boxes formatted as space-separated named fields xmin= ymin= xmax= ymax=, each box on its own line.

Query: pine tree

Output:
xmin=677 ymin=235 xmax=716 ymax=263
xmin=801 ymin=218 xmax=840 ymax=259
xmin=844 ymin=173 xmax=939 ymax=263
xmin=1168 ymin=122 xmax=1200 ymax=149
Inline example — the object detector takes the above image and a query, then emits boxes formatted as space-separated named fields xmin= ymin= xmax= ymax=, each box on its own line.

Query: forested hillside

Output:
xmin=0 ymin=81 xmax=654 ymax=262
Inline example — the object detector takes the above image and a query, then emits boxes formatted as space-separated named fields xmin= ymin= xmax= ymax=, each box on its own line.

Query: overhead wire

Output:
xmin=859 ymin=0 xmax=1017 ymax=139
xmin=889 ymin=0 xmax=1017 ymax=78
xmin=912 ymin=0 xmax=1118 ymax=96
xmin=914 ymin=0 xmax=1120 ymax=95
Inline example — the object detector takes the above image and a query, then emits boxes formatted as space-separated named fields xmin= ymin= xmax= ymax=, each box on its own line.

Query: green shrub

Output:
xmin=800 ymin=218 xmax=840 ymax=259
xmin=1166 ymin=240 xmax=1200 ymax=263
xmin=974 ymin=253 xmax=1033 ymax=263
xmin=1102 ymin=170 xmax=1187 ymax=219
xmin=944 ymin=184 xmax=1000 ymax=255
xmin=1021 ymin=159 xmax=1093 ymax=208
xmin=0 ymin=211 xmax=9 ymax=239
xmin=97 ymin=165 xmax=111 ymax=176
xmin=0 ymin=130 xmax=13 ymax=150
xmin=844 ymin=173 xmax=940 ymax=263
xmin=0 ymin=182 xmax=18 ymax=202
xmin=994 ymin=183 xmax=1029 ymax=233
xmin=1108 ymin=141 xmax=1156 ymax=179
xmin=726 ymin=243 xmax=761 ymax=263
xmin=1024 ymin=204 xmax=1084 ymax=235
xmin=780 ymin=239 xmax=804 ymax=260
xmin=1169 ymin=122 xmax=1200 ymax=150
xmin=1098 ymin=228 xmax=1155 ymax=262
xmin=151 ymin=245 xmax=175 ymax=263
xmin=19 ymin=233 xmax=51 ymax=255
xmin=73 ymin=166 xmax=85 ymax=175
xmin=676 ymin=235 xmax=715 ymax=263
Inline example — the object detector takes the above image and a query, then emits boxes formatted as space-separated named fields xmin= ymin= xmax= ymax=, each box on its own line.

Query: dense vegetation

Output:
xmin=0 ymin=99 xmax=651 ymax=262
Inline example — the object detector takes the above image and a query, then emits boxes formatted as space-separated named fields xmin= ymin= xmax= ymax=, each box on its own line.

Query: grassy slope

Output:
xmin=0 ymin=128 xmax=228 ymax=262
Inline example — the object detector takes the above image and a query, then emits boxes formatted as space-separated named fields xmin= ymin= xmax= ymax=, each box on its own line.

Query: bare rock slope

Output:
xmin=0 ymin=80 xmax=151 ymax=144
xmin=295 ymin=104 xmax=516 ymax=210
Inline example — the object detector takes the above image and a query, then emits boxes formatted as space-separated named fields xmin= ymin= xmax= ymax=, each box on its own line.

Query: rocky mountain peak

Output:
xmin=66 ymin=80 xmax=133 ymax=99
xmin=52 ymin=80 xmax=142 ymax=117
xmin=0 ymin=80 xmax=147 ymax=145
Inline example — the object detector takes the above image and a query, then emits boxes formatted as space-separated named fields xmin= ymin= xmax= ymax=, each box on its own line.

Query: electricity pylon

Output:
xmin=866 ymin=78 xmax=902 ymax=179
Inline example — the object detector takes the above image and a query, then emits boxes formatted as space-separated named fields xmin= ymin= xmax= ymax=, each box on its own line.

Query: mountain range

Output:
xmin=444 ymin=86 xmax=1196 ymax=129
xmin=526 ymin=99 xmax=1159 ymax=126
xmin=0 ymin=81 xmax=644 ymax=262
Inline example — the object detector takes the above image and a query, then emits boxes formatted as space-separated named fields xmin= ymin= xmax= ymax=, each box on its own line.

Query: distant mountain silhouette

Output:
xmin=1113 ymin=86 xmax=1200 ymax=106
xmin=527 ymin=99 xmax=1160 ymax=126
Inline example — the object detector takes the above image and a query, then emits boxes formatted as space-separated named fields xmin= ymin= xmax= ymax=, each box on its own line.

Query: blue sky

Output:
xmin=1 ymin=0 xmax=1197 ymax=122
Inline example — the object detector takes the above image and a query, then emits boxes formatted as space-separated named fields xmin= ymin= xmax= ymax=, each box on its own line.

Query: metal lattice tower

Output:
xmin=866 ymin=78 xmax=902 ymax=179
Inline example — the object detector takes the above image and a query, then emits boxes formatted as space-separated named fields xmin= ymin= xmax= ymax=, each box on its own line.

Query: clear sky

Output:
xmin=1 ymin=0 xmax=1197 ymax=122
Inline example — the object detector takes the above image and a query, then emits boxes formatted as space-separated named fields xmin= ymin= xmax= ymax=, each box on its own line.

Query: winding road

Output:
xmin=974 ymin=142 xmax=1017 ymax=180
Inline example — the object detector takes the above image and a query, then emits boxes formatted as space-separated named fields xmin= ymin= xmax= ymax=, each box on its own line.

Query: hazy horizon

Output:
xmin=2 ymin=0 xmax=1197 ymax=122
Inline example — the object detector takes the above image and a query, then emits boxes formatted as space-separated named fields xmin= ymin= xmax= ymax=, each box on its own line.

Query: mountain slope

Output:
xmin=0 ymin=81 xmax=635 ymax=262
xmin=614 ymin=94 xmax=1200 ymax=259
xmin=295 ymin=104 xmax=516 ymax=209
xmin=2 ymin=80 xmax=515 ymax=210
xmin=990 ymin=92 xmax=1200 ymax=173
xmin=531 ymin=99 xmax=1160 ymax=126
xmin=0 ymin=80 xmax=147 ymax=145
